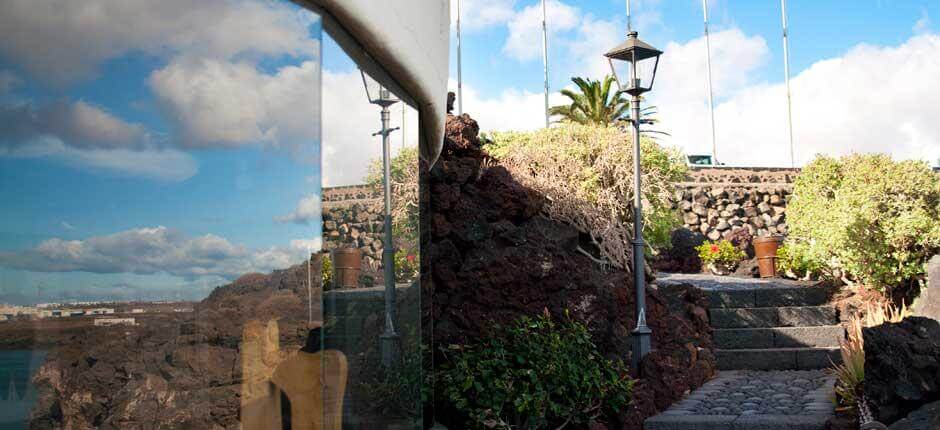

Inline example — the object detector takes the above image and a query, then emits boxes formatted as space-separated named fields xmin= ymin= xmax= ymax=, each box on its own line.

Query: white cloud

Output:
xmin=149 ymin=57 xmax=320 ymax=155
xmin=0 ymin=100 xmax=198 ymax=181
xmin=60 ymin=222 xmax=75 ymax=231
xmin=320 ymin=70 xmax=419 ymax=186
xmin=276 ymin=194 xmax=321 ymax=225
xmin=0 ymin=226 xmax=310 ymax=280
xmin=503 ymin=0 xmax=580 ymax=61
xmin=452 ymin=0 xmax=517 ymax=30
xmin=0 ymin=0 xmax=319 ymax=84
xmin=452 ymin=78 xmax=566 ymax=132
xmin=654 ymin=32 xmax=940 ymax=166
xmin=0 ymin=137 xmax=198 ymax=182
xmin=0 ymin=100 xmax=151 ymax=150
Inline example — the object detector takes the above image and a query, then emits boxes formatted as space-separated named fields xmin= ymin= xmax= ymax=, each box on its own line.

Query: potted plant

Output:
xmin=696 ymin=240 xmax=746 ymax=275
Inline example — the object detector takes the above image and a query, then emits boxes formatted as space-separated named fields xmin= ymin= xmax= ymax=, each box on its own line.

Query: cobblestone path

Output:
xmin=645 ymin=370 xmax=836 ymax=429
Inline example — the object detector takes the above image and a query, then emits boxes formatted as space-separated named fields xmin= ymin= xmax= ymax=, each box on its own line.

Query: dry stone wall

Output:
xmin=672 ymin=167 xmax=798 ymax=241
xmin=321 ymin=185 xmax=384 ymax=267
xmin=323 ymin=168 xmax=800 ymax=261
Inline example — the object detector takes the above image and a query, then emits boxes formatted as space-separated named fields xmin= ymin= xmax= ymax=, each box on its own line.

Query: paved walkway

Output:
xmin=646 ymin=370 xmax=836 ymax=430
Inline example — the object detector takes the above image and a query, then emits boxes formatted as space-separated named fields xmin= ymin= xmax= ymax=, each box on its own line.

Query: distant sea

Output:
xmin=0 ymin=350 xmax=47 ymax=430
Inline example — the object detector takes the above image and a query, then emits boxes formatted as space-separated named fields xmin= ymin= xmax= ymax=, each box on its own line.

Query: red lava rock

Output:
xmin=430 ymin=114 xmax=716 ymax=429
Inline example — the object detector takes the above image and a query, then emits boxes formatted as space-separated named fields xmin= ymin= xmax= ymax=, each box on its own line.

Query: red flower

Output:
xmin=406 ymin=254 xmax=416 ymax=262
xmin=709 ymin=244 xmax=720 ymax=254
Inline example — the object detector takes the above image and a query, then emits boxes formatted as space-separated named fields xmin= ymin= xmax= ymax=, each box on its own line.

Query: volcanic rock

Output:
xmin=430 ymin=114 xmax=715 ymax=429
xmin=864 ymin=316 xmax=940 ymax=425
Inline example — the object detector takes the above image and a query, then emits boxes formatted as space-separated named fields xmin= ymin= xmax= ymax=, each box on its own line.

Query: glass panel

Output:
xmin=0 ymin=1 xmax=324 ymax=427
xmin=320 ymin=36 xmax=422 ymax=426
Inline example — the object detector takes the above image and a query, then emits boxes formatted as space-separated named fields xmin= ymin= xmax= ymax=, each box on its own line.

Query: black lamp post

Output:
xmin=360 ymin=69 xmax=401 ymax=368
xmin=604 ymin=31 xmax=662 ymax=373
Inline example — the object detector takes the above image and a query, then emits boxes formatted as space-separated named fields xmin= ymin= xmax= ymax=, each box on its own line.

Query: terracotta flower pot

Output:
xmin=754 ymin=236 xmax=784 ymax=278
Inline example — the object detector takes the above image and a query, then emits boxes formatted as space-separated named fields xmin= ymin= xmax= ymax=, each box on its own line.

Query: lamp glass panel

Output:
xmin=608 ymin=58 xmax=633 ymax=91
xmin=636 ymin=55 xmax=659 ymax=90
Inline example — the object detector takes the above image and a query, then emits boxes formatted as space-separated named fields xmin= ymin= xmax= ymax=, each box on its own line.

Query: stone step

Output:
xmin=715 ymin=348 xmax=842 ymax=371
xmin=710 ymin=306 xmax=839 ymax=329
xmin=707 ymin=286 xmax=835 ymax=309
xmin=714 ymin=326 xmax=846 ymax=349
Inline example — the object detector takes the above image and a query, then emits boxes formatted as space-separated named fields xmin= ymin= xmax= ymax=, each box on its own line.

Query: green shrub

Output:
xmin=439 ymin=313 xmax=633 ymax=429
xmin=485 ymin=124 xmax=687 ymax=269
xmin=365 ymin=146 xmax=420 ymax=248
xmin=776 ymin=243 xmax=828 ymax=280
xmin=784 ymin=154 xmax=940 ymax=292
xmin=321 ymin=253 xmax=333 ymax=290
xmin=394 ymin=248 xmax=419 ymax=283
xmin=696 ymin=240 xmax=745 ymax=268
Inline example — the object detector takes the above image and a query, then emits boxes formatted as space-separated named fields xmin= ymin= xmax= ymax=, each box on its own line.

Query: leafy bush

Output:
xmin=784 ymin=154 xmax=940 ymax=292
xmin=394 ymin=248 xmax=419 ymax=283
xmin=321 ymin=254 xmax=333 ymax=290
xmin=365 ymin=146 xmax=420 ymax=248
xmin=696 ymin=240 xmax=746 ymax=268
xmin=439 ymin=313 xmax=633 ymax=429
xmin=776 ymin=243 xmax=828 ymax=281
xmin=485 ymin=124 xmax=687 ymax=270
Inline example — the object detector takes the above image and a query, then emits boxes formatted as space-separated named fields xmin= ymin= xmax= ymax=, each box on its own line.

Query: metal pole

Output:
xmin=781 ymin=0 xmax=795 ymax=167
xmin=541 ymin=0 xmax=550 ymax=128
xmin=378 ymin=88 xmax=400 ymax=368
xmin=456 ymin=0 xmax=463 ymax=116
xmin=631 ymin=91 xmax=651 ymax=372
xmin=702 ymin=0 xmax=718 ymax=165
xmin=307 ymin=247 xmax=312 ymax=325
xmin=626 ymin=0 xmax=631 ymax=32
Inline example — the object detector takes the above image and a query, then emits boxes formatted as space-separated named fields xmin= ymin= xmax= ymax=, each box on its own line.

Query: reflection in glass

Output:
xmin=0 ymin=1 xmax=328 ymax=428
xmin=321 ymin=62 xmax=422 ymax=427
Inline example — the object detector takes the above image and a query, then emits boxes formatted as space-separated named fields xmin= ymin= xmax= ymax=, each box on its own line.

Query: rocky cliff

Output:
xmin=29 ymin=259 xmax=320 ymax=429
xmin=429 ymin=114 xmax=716 ymax=429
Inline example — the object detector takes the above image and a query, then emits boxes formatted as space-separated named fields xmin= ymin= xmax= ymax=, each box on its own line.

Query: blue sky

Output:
xmin=449 ymin=0 xmax=940 ymax=166
xmin=0 ymin=0 xmax=936 ymax=304
xmin=0 ymin=0 xmax=333 ymax=304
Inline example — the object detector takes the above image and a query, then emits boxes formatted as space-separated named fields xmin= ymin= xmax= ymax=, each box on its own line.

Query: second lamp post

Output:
xmin=604 ymin=30 xmax=663 ymax=373
xmin=360 ymin=70 xmax=401 ymax=368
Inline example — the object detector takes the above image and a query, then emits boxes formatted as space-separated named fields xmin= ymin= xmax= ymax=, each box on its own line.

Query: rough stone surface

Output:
xmin=671 ymin=169 xmax=796 ymax=243
xmin=430 ymin=114 xmax=717 ymax=430
xmin=887 ymin=400 xmax=940 ymax=430
xmin=865 ymin=317 xmax=940 ymax=425
xmin=645 ymin=370 xmax=835 ymax=430
xmin=912 ymin=255 xmax=940 ymax=320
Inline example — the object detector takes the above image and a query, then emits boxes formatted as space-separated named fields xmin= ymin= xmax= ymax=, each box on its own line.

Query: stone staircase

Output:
xmin=645 ymin=274 xmax=844 ymax=430
xmin=708 ymin=286 xmax=844 ymax=370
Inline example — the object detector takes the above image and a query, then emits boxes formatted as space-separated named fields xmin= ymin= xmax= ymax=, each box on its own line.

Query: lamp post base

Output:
xmin=631 ymin=326 xmax=651 ymax=374
xmin=380 ymin=331 xmax=401 ymax=368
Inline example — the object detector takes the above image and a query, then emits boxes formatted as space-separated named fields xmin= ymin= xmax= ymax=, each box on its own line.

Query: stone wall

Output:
xmin=321 ymin=185 xmax=384 ymax=267
xmin=672 ymin=167 xmax=798 ymax=241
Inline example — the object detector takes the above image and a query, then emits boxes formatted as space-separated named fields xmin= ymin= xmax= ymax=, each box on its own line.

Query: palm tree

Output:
xmin=549 ymin=76 xmax=627 ymax=127
xmin=549 ymin=75 xmax=667 ymax=136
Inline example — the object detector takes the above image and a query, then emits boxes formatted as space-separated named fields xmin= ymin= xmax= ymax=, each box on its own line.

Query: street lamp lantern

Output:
xmin=360 ymin=69 xmax=400 ymax=107
xmin=604 ymin=31 xmax=662 ymax=96
xmin=604 ymin=30 xmax=663 ymax=374
xmin=360 ymin=69 xmax=401 ymax=368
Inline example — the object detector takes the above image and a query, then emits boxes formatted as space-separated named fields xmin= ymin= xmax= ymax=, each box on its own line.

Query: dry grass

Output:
xmin=832 ymin=302 xmax=911 ymax=414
